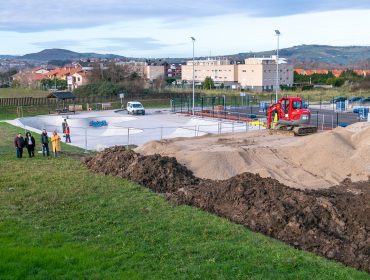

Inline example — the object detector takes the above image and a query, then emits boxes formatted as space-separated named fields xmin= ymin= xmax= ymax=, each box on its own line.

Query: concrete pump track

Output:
xmin=85 ymin=147 xmax=370 ymax=273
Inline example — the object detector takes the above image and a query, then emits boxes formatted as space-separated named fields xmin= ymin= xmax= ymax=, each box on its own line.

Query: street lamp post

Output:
xmin=191 ymin=37 xmax=196 ymax=115
xmin=275 ymin=30 xmax=280 ymax=103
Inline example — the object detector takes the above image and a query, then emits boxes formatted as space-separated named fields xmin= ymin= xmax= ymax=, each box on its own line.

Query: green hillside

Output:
xmin=0 ymin=122 xmax=369 ymax=279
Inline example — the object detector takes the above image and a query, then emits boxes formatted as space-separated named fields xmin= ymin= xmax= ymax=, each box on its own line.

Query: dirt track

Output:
xmin=85 ymin=147 xmax=370 ymax=273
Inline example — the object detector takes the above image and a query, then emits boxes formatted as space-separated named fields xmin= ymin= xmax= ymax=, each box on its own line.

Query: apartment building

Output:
xmin=181 ymin=57 xmax=293 ymax=92
xmin=115 ymin=61 xmax=165 ymax=81
xmin=145 ymin=65 xmax=165 ymax=80
xmin=165 ymin=64 xmax=182 ymax=78
xmin=238 ymin=57 xmax=293 ymax=91
xmin=181 ymin=59 xmax=238 ymax=83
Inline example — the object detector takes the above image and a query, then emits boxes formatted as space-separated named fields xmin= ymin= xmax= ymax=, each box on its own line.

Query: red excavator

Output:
xmin=267 ymin=97 xmax=317 ymax=136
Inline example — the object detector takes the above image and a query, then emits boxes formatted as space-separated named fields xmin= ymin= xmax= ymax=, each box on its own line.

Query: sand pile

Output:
xmin=84 ymin=148 xmax=370 ymax=273
xmin=136 ymin=123 xmax=370 ymax=189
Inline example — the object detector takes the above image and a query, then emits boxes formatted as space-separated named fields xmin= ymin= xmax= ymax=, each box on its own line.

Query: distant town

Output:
xmin=1 ymin=45 xmax=370 ymax=93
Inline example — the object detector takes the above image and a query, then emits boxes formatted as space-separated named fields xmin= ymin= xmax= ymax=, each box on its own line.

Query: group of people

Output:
xmin=14 ymin=119 xmax=72 ymax=159
xmin=14 ymin=131 xmax=35 ymax=158
xmin=14 ymin=130 xmax=62 ymax=158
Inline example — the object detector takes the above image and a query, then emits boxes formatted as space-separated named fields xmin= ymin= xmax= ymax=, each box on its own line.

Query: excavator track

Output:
xmin=292 ymin=126 xmax=318 ymax=136
xmin=271 ymin=124 xmax=317 ymax=136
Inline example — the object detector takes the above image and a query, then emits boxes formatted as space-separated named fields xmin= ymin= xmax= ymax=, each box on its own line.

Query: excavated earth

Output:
xmin=85 ymin=147 xmax=370 ymax=273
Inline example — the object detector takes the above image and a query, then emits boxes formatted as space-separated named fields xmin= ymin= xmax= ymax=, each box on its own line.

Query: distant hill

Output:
xmin=231 ymin=45 xmax=370 ymax=69
xmin=2 ymin=45 xmax=370 ymax=68
xmin=21 ymin=49 xmax=124 ymax=62
xmin=0 ymin=55 xmax=17 ymax=59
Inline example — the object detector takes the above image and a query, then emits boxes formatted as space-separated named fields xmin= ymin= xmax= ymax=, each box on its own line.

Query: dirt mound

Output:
xmin=85 ymin=147 xmax=370 ymax=273
xmin=136 ymin=124 xmax=370 ymax=189
xmin=85 ymin=146 xmax=199 ymax=193
xmin=169 ymin=174 xmax=370 ymax=272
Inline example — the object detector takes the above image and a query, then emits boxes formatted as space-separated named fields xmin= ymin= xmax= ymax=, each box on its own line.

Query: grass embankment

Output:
xmin=0 ymin=99 xmax=171 ymax=121
xmin=0 ymin=88 xmax=48 ymax=98
xmin=0 ymin=123 xmax=369 ymax=279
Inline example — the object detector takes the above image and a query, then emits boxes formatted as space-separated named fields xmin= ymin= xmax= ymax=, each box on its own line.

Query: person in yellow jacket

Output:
xmin=51 ymin=130 xmax=61 ymax=157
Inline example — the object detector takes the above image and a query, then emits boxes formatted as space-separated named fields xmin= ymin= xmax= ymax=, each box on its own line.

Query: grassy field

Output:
xmin=0 ymin=99 xmax=171 ymax=121
xmin=0 ymin=122 xmax=369 ymax=279
xmin=0 ymin=105 xmax=50 ymax=121
xmin=0 ymin=88 xmax=48 ymax=98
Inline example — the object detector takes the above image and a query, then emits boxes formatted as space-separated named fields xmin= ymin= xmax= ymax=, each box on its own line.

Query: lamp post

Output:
xmin=275 ymin=30 xmax=280 ymax=103
xmin=191 ymin=37 xmax=196 ymax=115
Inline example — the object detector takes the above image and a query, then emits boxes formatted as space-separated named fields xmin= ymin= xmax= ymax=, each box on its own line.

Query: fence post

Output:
xmin=84 ymin=128 xmax=88 ymax=153
xmin=160 ymin=127 xmax=163 ymax=140
xmin=322 ymin=114 xmax=325 ymax=131
xmin=201 ymin=97 xmax=204 ymax=118
xmin=232 ymin=121 xmax=234 ymax=133
xmin=336 ymin=113 xmax=339 ymax=127
xmin=316 ymin=111 xmax=319 ymax=128
xmin=194 ymin=125 xmax=197 ymax=136
xmin=331 ymin=115 xmax=334 ymax=129
xmin=127 ymin=128 xmax=130 ymax=149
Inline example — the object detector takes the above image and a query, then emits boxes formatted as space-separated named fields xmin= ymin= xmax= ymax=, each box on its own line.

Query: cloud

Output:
xmin=31 ymin=37 xmax=174 ymax=52
xmin=2 ymin=0 xmax=370 ymax=32
xmin=32 ymin=40 xmax=81 ymax=49
xmin=97 ymin=37 xmax=170 ymax=51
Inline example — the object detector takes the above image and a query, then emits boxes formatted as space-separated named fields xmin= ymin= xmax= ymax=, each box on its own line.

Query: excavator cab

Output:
xmin=267 ymin=97 xmax=317 ymax=136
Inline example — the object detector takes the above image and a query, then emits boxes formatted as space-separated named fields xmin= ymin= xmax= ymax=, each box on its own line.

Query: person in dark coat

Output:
xmin=24 ymin=131 xmax=36 ymax=158
xmin=14 ymin=133 xmax=24 ymax=158
xmin=41 ymin=129 xmax=50 ymax=156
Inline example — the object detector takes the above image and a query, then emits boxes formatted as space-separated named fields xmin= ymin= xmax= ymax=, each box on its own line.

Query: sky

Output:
xmin=1 ymin=0 xmax=370 ymax=57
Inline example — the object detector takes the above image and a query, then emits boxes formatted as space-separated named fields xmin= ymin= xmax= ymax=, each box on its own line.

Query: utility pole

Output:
xmin=191 ymin=37 xmax=196 ymax=115
xmin=275 ymin=30 xmax=281 ymax=103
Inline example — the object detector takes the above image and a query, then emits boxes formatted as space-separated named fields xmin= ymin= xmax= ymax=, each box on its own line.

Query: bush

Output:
xmin=302 ymin=85 xmax=314 ymax=91
xmin=74 ymin=81 xmax=123 ymax=97
xmin=280 ymin=85 xmax=296 ymax=91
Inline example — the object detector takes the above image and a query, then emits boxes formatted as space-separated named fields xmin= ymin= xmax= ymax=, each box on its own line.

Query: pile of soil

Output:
xmin=84 ymin=146 xmax=199 ymax=193
xmin=136 ymin=123 xmax=370 ymax=189
xmin=85 ymin=147 xmax=370 ymax=273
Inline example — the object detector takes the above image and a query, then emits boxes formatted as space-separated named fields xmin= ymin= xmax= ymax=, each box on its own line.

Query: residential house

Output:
xmin=67 ymin=71 xmax=89 ymax=91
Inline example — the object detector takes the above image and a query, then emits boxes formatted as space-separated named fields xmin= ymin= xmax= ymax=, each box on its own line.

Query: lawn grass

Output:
xmin=0 ymin=99 xmax=171 ymax=121
xmin=0 ymin=88 xmax=48 ymax=98
xmin=0 ymin=105 xmax=50 ymax=121
xmin=0 ymin=122 xmax=369 ymax=279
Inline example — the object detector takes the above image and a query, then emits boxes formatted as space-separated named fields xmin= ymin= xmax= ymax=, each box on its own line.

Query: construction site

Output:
xmin=80 ymin=96 xmax=370 ymax=273
xmin=7 ymin=95 xmax=370 ymax=273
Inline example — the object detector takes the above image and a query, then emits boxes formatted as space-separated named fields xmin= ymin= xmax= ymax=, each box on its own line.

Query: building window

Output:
xmin=242 ymin=70 xmax=246 ymax=72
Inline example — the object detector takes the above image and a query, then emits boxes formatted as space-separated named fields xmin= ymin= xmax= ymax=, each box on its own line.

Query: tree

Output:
xmin=0 ymin=68 xmax=17 ymax=86
xmin=86 ymin=62 xmax=146 ymax=96
xmin=203 ymin=77 xmax=214 ymax=90
xmin=327 ymin=77 xmax=345 ymax=87
xmin=40 ymin=79 xmax=67 ymax=90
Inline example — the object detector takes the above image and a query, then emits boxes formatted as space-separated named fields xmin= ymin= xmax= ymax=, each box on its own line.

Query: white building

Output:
xmin=181 ymin=57 xmax=294 ymax=92
xmin=238 ymin=57 xmax=294 ymax=92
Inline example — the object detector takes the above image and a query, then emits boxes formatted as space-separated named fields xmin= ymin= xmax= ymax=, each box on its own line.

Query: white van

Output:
xmin=127 ymin=101 xmax=145 ymax=115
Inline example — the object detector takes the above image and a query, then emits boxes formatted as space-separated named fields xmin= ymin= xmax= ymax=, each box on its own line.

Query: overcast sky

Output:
xmin=1 ymin=0 xmax=370 ymax=57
